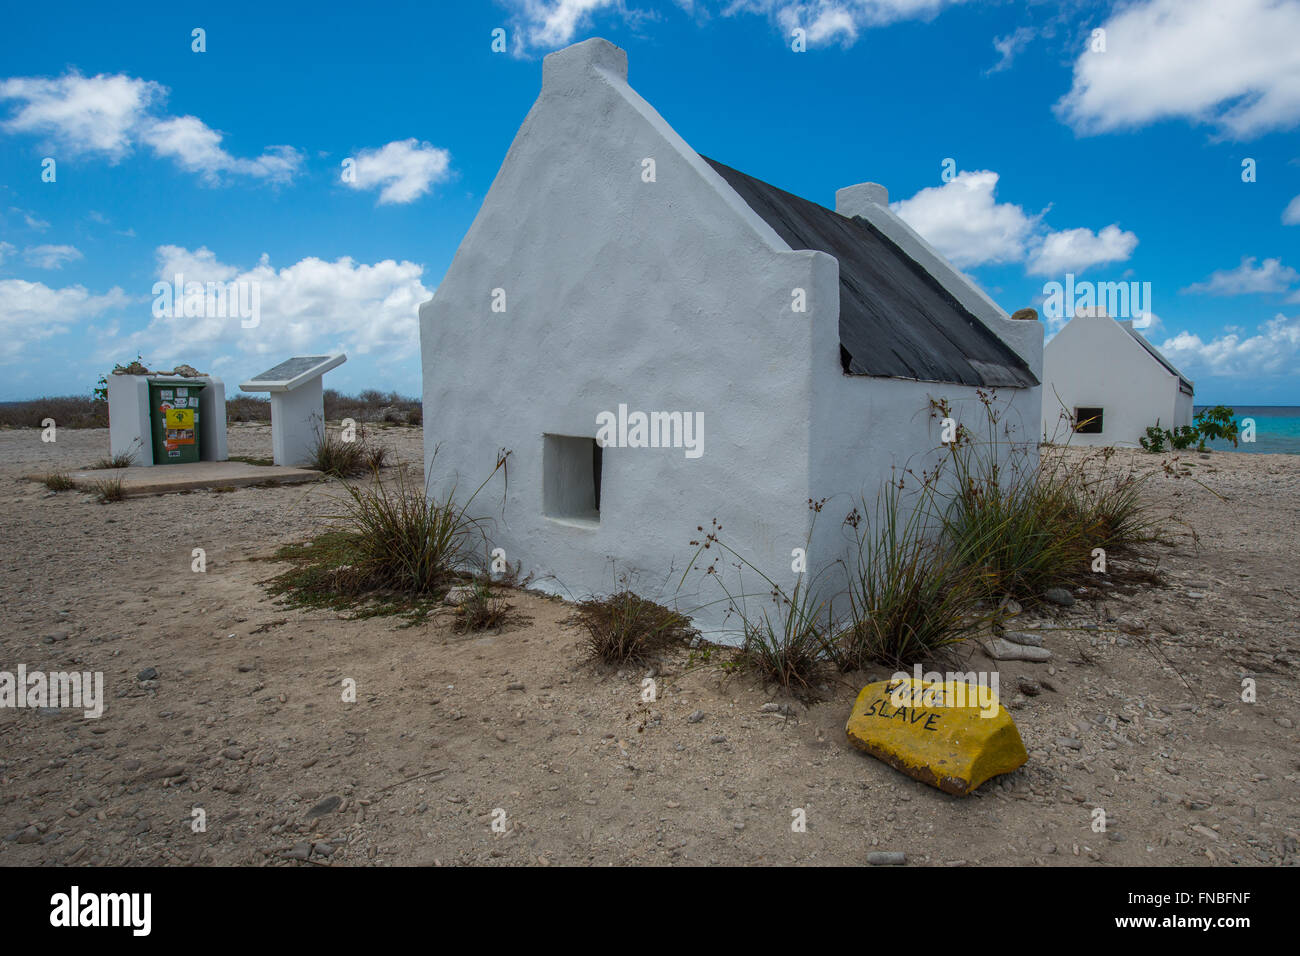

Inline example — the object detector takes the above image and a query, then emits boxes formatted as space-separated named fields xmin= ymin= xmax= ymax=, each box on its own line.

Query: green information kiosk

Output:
xmin=148 ymin=381 xmax=206 ymax=464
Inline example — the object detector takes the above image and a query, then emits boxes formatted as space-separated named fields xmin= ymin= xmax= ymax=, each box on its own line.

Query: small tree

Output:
xmin=1139 ymin=421 xmax=1168 ymax=452
xmin=1193 ymin=405 xmax=1238 ymax=451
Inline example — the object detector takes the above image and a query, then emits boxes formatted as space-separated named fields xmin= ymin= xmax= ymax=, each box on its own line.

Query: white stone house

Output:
xmin=419 ymin=38 xmax=1043 ymax=636
xmin=1041 ymin=311 xmax=1193 ymax=447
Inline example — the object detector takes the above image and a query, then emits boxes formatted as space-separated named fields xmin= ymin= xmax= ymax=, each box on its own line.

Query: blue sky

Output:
xmin=1 ymin=0 xmax=1298 ymax=404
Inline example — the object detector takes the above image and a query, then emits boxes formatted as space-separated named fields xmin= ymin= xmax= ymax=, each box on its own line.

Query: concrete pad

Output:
xmin=32 ymin=461 xmax=321 ymax=497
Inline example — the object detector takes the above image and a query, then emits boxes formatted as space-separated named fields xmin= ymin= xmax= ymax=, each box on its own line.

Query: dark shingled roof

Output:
xmin=704 ymin=157 xmax=1038 ymax=388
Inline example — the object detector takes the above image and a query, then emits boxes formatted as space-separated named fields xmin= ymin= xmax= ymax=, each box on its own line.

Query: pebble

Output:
xmin=1003 ymin=630 xmax=1043 ymax=647
xmin=136 ymin=666 xmax=159 ymax=681
xmin=687 ymin=710 xmax=704 ymax=724
xmin=444 ymin=586 xmax=475 ymax=606
xmin=305 ymin=795 xmax=342 ymax=819
xmin=1017 ymin=678 xmax=1042 ymax=697
xmin=984 ymin=638 xmax=1052 ymax=662
xmin=1043 ymin=587 xmax=1075 ymax=607
xmin=1275 ymin=717 xmax=1293 ymax=729
xmin=867 ymin=851 xmax=906 ymax=865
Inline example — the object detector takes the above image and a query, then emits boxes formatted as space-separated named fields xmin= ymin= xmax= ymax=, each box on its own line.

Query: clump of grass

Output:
xmin=940 ymin=446 xmax=1152 ymax=602
xmin=90 ymin=448 xmax=138 ymax=470
xmin=454 ymin=579 xmax=511 ymax=633
xmin=42 ymin=473 xmax=76 ymax=491
xmin=576 ymin=590 xmax=693 ymax=664
xmin=337 ymin=466 xmax=491 ymax=594
xmin=837 ymin=484 xmax=993 ymax=671
xmin=261 ymin=453 xmax=510 ymax=623
xmin=680 ymin=508 xmax=834 ymax=690
xmin=932 ymin=393 xmax=1153 ymax=604
xmin=93 ymin=477 xmax=126 ymax=503
xmin=310 ymin=429 xmax=373 ymax=478
xmin=738 ymin=576 xmax=832 ymax=690
xmin=309 ymin=426 xmax=389 ymax=478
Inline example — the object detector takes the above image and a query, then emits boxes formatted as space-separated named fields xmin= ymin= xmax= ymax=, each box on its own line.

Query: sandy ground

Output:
xmin=1 ymin=424 xmax=1297 ymax=866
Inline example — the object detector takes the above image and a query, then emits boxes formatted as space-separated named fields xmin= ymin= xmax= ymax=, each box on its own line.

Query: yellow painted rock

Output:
xmin=845 ymin=677 xmax=1028 ymax=795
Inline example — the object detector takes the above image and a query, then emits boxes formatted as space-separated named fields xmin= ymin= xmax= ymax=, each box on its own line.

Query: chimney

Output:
xmin=542 ymin=37 xmax=628 ymax=90
xmin=836 ymin=182 xmax=889 ymax=219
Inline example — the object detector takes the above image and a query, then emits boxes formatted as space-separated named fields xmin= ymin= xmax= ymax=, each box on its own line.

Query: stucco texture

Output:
xmin=420 ymin=39 xmax=1041 ymax=639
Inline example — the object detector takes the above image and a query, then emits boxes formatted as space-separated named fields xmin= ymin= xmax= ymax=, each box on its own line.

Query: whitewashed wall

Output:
xmin=1041 ymin=313 xmax=1187 ymax=446
xmin=421 ymin=38 xmax=1042 ymax=639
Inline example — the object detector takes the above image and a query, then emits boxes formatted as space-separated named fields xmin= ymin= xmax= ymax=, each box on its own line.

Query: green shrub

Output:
xmin=1193 ymin=405 xmax=1238 ymax=450
xmin=1139 ymin=422 xmax=1168 ymax=452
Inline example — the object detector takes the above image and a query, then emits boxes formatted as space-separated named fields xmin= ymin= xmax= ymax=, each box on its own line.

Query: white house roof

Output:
xmin=1119 ymin=321 xmax=1193 ymax=393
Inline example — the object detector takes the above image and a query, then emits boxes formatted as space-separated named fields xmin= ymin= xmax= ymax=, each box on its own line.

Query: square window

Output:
xmin=1074 ymin=407 xmax=1104 ymax=434
xmin=543 ymin=434 xmax=601 ymax=524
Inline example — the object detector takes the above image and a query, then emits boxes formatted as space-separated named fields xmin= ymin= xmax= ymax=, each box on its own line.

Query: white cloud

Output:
xmin=891 ymin=170 xmax=1040 ymax=268
xmin=0 ymin=241 xmax=13 ymax=265
xmin=510 ymin=0 xmax=621 ymax=49
xmin=893 ymin=170 xmax=1140 ymax=276
xmin=1026 ymin=224 xmax=1139 ymax=276
xmin=155 ymin=244 xmax=239 ymax=282
xmin=1056 ymin=0 xmax=1300 ymax=139
xmin=1159 ymin=313 xmax=1300 ymax=377
xmin=1284 ymin=194 xmax=1300 ymax=225
xmin=140 ymin=116 xmax=301 ymax=184
xmin=15 ymin=209 xmax=50 ymax=231
xmin=0 ymin=70 xmax=302 ymax=183
xmin=0 ymin=278 xmax=129 ymax=360
xmin=131 ymin=245 xmax=432 ymax=368
xmin=345 ymin=139 xmax=452 ymax=205
xmin=740 ymin=0 xmax=966 ymax=47
xmin=500 ymin=0 xmax=965 ymax=52
xmin=1182 ymin=256 xmax=1299 ymax=295
xmin=0 ymin=72 xmax=162 ymax=159
xmin=986 ymin=26 xmax=1035 ymax=74
xmin=23 ymin=244 xmax=83 ymax=270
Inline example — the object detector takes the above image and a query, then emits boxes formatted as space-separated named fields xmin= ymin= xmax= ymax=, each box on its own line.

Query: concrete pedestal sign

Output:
xmin=846 ymin=677 xmax=1028 ymax=795
xmin=239 ymin=354 xmax=346 ymax=467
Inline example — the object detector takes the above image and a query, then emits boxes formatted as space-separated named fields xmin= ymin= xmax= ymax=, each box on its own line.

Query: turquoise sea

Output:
xmin=1196 ymin=406 xmax=1300 ymax=455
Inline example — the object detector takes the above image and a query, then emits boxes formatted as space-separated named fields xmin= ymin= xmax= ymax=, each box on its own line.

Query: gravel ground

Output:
xmin=1 ymin=425 xmax=1297 ymax=866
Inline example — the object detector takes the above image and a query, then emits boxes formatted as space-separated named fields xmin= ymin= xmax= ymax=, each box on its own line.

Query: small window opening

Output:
xmin=543 ymin=434 xmax=601 ymax=524
xmin=1074 ymin=407 xmax=1104 ymax=434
